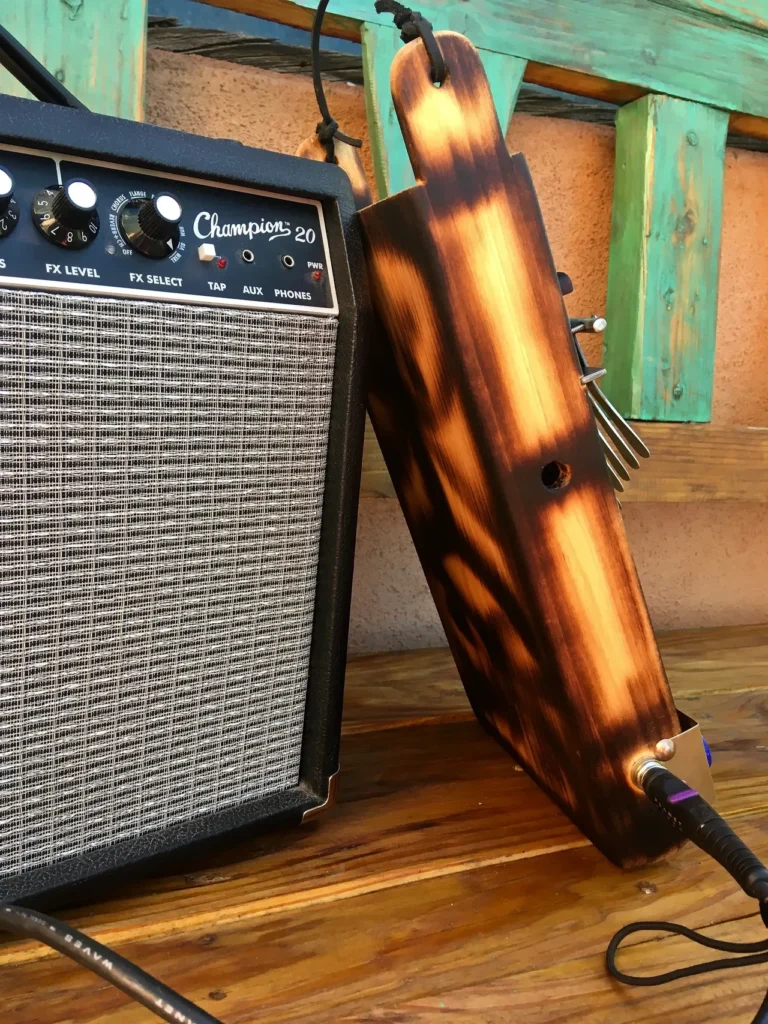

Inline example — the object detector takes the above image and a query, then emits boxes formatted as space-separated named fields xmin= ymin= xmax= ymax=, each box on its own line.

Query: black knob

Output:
xmin=32 ymin=179 xmax=100 ymax=249
xmin=0 ymin=167 xmax=19 ymax=238
xmin=120 ymin=193 xmax=182 ymax=259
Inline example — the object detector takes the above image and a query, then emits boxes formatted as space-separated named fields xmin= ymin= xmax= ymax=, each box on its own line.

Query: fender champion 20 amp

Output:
xmin=0 ymin=95 xmax=365 ymax=904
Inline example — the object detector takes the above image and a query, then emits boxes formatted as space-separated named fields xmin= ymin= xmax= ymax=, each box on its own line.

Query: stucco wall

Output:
xmin=146 ymin=50 xmax=768 ymax=654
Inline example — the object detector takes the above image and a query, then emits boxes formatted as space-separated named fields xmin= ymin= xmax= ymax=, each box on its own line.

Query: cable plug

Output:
xmin=638 ymin=761 xmax=768 ymax=907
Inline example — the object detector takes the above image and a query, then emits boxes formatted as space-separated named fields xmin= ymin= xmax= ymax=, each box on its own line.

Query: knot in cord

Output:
xmin=317 ymin=118 xmax=339 ymax=144
xmin=374 ymin=0 xmax=447 ymax=84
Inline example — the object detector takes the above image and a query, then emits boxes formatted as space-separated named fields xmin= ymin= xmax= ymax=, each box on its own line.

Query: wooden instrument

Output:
xmin=301 ymin=31 xmax=697 ymax=868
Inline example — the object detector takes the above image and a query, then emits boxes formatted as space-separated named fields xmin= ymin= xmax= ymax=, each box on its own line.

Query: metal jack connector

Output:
xmin=636 ymin=710 xmax=717 ymax=806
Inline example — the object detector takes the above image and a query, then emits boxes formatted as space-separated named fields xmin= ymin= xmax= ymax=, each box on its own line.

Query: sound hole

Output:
xmin=541 ymin=460 xmax=571 ymax=490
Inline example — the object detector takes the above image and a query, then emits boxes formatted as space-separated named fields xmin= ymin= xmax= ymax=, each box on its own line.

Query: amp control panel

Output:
xmin=0 ymin=145 xmax=338 ymax=315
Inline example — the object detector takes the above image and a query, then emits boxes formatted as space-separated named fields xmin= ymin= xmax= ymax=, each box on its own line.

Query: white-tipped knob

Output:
xmin=155 ymin=193 xmax=182 ymax=224
xmin=65 ymin=179 xmax=97 ymax=212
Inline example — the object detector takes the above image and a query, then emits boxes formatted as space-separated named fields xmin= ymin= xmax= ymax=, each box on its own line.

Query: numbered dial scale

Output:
xmin=0 ymin=146 xmax=337 ymax=314
xmin=0 ymin=166 xmax=19 ymax=238
xmin=32 ymin=179 xmax=100 ymax=249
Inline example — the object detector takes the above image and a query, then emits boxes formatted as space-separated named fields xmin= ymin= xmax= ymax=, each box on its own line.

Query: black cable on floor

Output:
xmin=0 ymin=904 xmax=224 ymax=1024
xmin=607 ymin=919 xmax=768 ymax=984
xmin=608 ymin=762 xmax=768 ymax=1024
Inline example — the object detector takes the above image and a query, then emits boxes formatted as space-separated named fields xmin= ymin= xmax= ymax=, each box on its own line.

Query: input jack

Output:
xmin=281 ymin=254 xmax=295 ymax=269
xmin=241 ymin=249 xmax=254 ymax=263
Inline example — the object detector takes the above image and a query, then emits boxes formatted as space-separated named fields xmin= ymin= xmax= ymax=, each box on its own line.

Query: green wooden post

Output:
xmin=361 ymin=22 xmax=526 ymax=197
xmin=361 ymin=22 xmax=411 ymax=199
xmin=0 ymin=0 xmax=148 ymax=119
xmin=603 ymin=94 xmax=728 ymax=422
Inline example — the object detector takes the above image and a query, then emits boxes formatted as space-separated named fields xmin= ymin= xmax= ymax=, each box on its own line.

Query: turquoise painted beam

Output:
xmin=202 ymin=0 xmax=768 ymax=124
xmin=603 ymin=94 xmax=728 ymax=422
xmin=0 ymin=0 xmax=148 ymax=119
xmin=361 ymin=22 xmax=525 ymax=197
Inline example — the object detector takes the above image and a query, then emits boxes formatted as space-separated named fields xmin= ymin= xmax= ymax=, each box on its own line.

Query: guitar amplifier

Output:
xmin=0 ymin=96 xmax=365 ymax=904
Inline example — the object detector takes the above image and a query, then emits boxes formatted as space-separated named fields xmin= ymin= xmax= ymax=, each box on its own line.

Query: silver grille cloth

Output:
xmin=0 ymin=289 xmax=338 ymax=879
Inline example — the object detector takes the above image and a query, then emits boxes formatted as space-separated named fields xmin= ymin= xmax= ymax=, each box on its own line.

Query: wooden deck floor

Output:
xmin=3 ymin=624 xmax=768 ymax=1022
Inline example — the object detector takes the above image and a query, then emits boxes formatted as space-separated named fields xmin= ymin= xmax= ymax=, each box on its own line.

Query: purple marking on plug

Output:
xmin=669 ymin=788 xmax=699 ymax=804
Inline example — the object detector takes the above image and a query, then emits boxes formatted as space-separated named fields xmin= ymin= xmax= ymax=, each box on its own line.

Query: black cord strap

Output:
xmin=607 ymin=920 xmax=768 ymax=987
xmin=608 ymin=920 xmax=768 ymax=1024
xmin=374 ymin=0 xmax=447 ymax=84
xmin=311 ymin=0 xmax=362 ymax=160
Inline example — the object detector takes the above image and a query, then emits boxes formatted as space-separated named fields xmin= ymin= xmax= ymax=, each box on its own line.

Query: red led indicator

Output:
xmin=312 ymin=270 xmax=323 ymax=281
xmin=217 ymin=257 xmax=228 ymax=269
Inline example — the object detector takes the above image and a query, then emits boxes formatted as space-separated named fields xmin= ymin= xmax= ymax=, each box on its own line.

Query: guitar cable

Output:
xmin=608 ymin=760 xmax=768 ymax=1023
xmin=0 ymin=903 xmax=224 ymax=1024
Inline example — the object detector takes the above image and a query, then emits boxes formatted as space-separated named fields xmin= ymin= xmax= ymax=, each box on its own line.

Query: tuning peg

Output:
xmin=570 ymin=315 xmax=607 ymax=334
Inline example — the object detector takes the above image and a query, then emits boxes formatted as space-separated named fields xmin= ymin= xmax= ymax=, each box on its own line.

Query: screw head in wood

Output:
xmin=654 ymin=738 xmax=676 ymax=761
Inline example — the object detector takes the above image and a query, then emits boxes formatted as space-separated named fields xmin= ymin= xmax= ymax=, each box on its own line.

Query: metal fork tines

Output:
xmin=598 ymin=428 xmax=630 ymax=492
xmin=587 ymin=381 xmax=650 ymax=460
xmin=571 ymin=326 xmax=650 ymax=492
xmin=585 ymin=382 xmax=650 ymax=490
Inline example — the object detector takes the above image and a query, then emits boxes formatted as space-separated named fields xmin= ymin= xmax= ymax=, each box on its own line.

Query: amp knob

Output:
xmin=32 ymin=179 xmax=100 ymax=249
xmin=0 ymin=167 xmax=19 ymax=238
xmin=120 ymin=193 xmax=182 ymax=259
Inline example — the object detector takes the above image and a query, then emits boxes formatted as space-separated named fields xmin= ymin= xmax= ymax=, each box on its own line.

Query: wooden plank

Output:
xmin=343 ymin=647 xmax=471 ymax=732
xmin=201 ymin=0 xmax=768 ymax=145
xmin=0 ymin=0 xmax=148 ymax=120
xmin=148 ymin=22 xmax=365 ymax=83
xmin=522 ymin=59 xmax=646 ymax=106
xmin=674 ymin=0 xmax=768 ymax=33
xmin=342 ymin=624 xmax=768 ymax=733
xmin=362 ymin=418 xmax=768 ymax=503
xmin=2 ymin=625 xmax=768 ymax=1020
xmin=603 ymin=94 xmax=728 ymax=421
xmin=144 ymin=22 xmax=768 ymax=153
xmin=201 ymin=0 xmax=361 ymax=39
xmin=621 ymin=423 xmax=768 ymax=500
xmin=659 ymin=622 xmax=768 ymax=694
xmin=361 ymin=25 xmax=525 ymax=198
xmin=359 ymin=31 xmax=681 ymax=868
xmin=341 ymin=916 xmax=768 ymax=1022
xmin=146 ymin=11 xmax=768 ymax=147
xmin=729 ymin=109 xmax=768 ymax=141
xmin=5 ymin=816 xmax=768 ymax=1021
xmin=203 ymin=0 xmax=768 ymax=123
